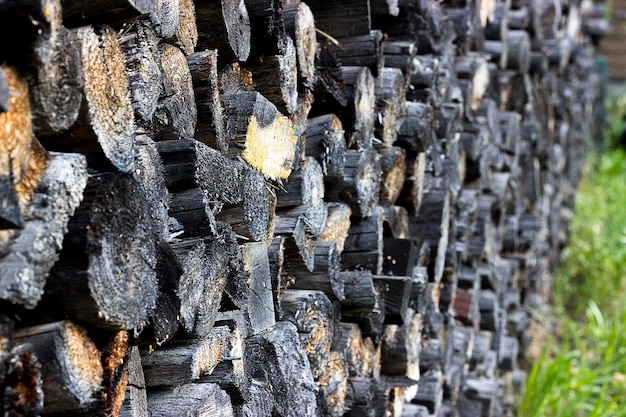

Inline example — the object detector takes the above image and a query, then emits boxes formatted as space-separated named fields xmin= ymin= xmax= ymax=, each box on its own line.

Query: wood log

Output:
xmin=325 ymin=31 xmax=384 ymax=78
xmin=149 ymin=0 xmax=180 ymax=39
xmin=381 ymin=204 xmax=409 ymax=239
xmin=3 ymin=341 xmax=44 ymax=416
xmin=413 ymin=372 xmax=443 ymax=414
xmin=272 ymin=216 xmax=315 ymax=278
xmin=382 ymin=40 xmax=417 ymax=90
xmin=221 ymin=91 xmax=298 ymax=180
xmin=382 ymin=238 xmax=420 ymax=277
xmin=380 ymin=312 xmax=422 ymax=384
xmin=340 ymin=66 xmax=376 ymax=148
xmin=307 ymin=0 xmax=371 ymax=38
xmin=374 ymin=68 xmax=406 ymax=147
xmin=339 ymin=270 xmax=378 ymax=317
xmin=146 ymin=383 xmax=235 ymax=416
xmin=0 ymin=152 xmax=88 ymax=308
xmin=195 ymin=0 xmax=252 ymax=63
xmin=374 ymin=275 xmax=413 ymax=324
xmin=344 ymin=377 xmax=376 ymax=417
xmin=341 ymin=206 xmax=384 ymax=274
xmin=244 ymin=321 xmax=318 ymax=416
xmin=283 ymin=2 xmax=318 ymax=88
xmin=484 ymin=1 xmax=508 ymax=41
xmin=119 ymin=20 xmax=162 ymax=130
xmin=317 ymin=350 xmax=349 ymax=417
xmin=44 ymin=172 xmax=157 ymax=331
xmin=505 ymin=30 xmax=531 ymax=73
xmin=313 ymin=46 xmax=349 ymax=111
xmin=170 ymin=0 xmax=199 ymax=55
xmin=240 ymin=242 xmax=276 ymax=334
xmin=170 ymin=237 xmax=228 ymax=337
xmin=43 ymin=25 xmax=136 ymax=172
xmin=324 ymin=149 xmax=381 ymax=218
xmin=168 ymin=187 xmax=216 ymax=238
xmin=276 ymin=290 xmax=335 ymax=379
xmin=153 ymin=43 xmax=197 ymax=141
xmin=245 ymin=37 xmax=298 ymax=115
xmin=335 ymin=323 xmax=376 ymax=378
xmin=318 ymin=202 xmax=352 ymax=253
xmin=276 ymin=157 xmax=327 ymax=237
xmin=0 ymin=66 xmax=32 ymax=190
xmin=305 ymin=114 xmax=347 ymax=177
xmin=396 ymin=102 xmax=436 ymax=153
xmin=60 ymin=0 xmax=157 ymax=27
xmin=14 ymin=321 xmax=103 ymax=413
xmin=188 ymin=50 xmax=228 ymax=152
xmin=119 ymin=346 xmax=147 ymax=417
xmin=378 ymin=147 xmax=406 ymax=205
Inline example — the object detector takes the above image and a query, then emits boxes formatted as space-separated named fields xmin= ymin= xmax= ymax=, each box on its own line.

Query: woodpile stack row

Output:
xmin=0 ymin=0 xmax=606 ymax=416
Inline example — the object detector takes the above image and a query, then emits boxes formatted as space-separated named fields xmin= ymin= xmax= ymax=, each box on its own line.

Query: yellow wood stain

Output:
xmin=242 ymin=115 xmax=297 ymax=180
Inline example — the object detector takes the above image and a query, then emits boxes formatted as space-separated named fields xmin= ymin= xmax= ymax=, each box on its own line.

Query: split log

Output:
xmin=195 ymin=0 xmax=252 ymax=63
xmin=339 ymin=270 xmax=378 ymax=318
xmin=374 ymin=68 xmax=406 ymax=147
xmin=378 ymin=147 xmax=406 ymax=205
xmin=188 ymin=50 xmax=227 ymax=152
xmin=382 ymin=238 xmax=420 ymax=277
xmin=382 ymin=40 xmax=417 ymax=89
xmin=44 ymin=172 xmax=157 ymax=331
xmin=146 ymin=383 xmax=235 ymax=416
xmin=0 ymin=152 xmax=88 ymax=308
xmin=240 ymin=242 xmax=275 ymax=334
xmin=505 ymin=30 xmax=531 ymax=73
xmin=484 ymin=2 xmax=508 ymax=41
xmin=340 ymin=66 xmax=376 ymax=148
xmin=3 ymin=341 xmax=44 ymax=416
xmin=141 ymin=325 xmax=237 ymax=387
xmin=0 ymin=66 xmax=32 ymax=191
xmin=119 ymin=346 xmax=147 ymax=417
xmin=60 ymin=0 xmax=157 ymax=27
xmin=380 ymin=312 xmax=422 ymax=384
xmin=171 ymin=237 xmax=228 ymax=337
xmin=276 ymin=157 xmax=327 ymax=236
xmin=325 ymin=31 xmax=384 ymax=78
xmin=221 ymin=91 xmax=298 ymax=180
xmin=153 ymin=43 xmax=197 ymax=141
xmin=169 ymin=187 xmax=216 ymax=238
xmin=462 ymin=378 xmax=498 ymax=417
xmin=119 ymin=20 xmax=162 ymax=130
xmin=335 ymin=323 xmax=376 ymax=378
xmin=283 ymin=2 xmax=318 ymax=87
xmin=271 ymin=216 xmax=315 ymax=279
xmin=341 ymin=207 xmax=384 ymax=274
xmin=324 ymin=149 xmax=381 ymax=218
xmin=307 ymin=0 xmax=371 ymax=38
xmin=319 ymin=202 xmax=352 ymax=253
xmin=276 ymin=290 xmax=335 ymax=379
xmin=245 ymin=37 xmax=298 ymax=115
xmin=305 ymin=114 xmax=347 ymax=177
xmin=374 ymin=275 xmax=413 ymax=324
xmin=45 ymin=25 xmax=136 ymax=172
xmin=313 ymin=46 xmax=348 ymax=110
xmin=14 ymin=321 xmax=103 ymax=413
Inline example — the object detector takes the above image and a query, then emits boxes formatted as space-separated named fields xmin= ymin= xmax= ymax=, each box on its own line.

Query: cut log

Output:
xmin=0 ymin=152 xmax=88 ymax=308
xmin=146 ymin=383 xmax=235 ymax=416
xmin=14 ymin=321 xmax=103 ymax=413
xmin=0 ymin=66 xmax=32 ymax=187
xmin=119 ymin=346 xmax=147 ymax=417
xmin=149 ymin=0 xmax=180 ymax=39
xmin=374 ymin=68 xmax=406 ymax=147
xmin=340 ymin=66 xmax=376 ymax=148
xmin=381 ymin=204 xmax=409 ymax=239
xmin=307 ymin=0 xmax=371 ymax=38
xmin=335 ymin=323 xmax=376 ymax=378
xmin=382 ymin=40 xmax=417 ymax=89
xmin=195 ymin=0 xmax=252 ymax=63
xmin=221 ymin=91 xmax=298 ymax=180
xmin=325 ymin=31 xmax=384 ymax=77
xmin=374 ymin=275 xmax=413 ymax=324
xmin=283 ymin=2 xmax=318 ymax=87
xmin=325 ymin=149 xmax=381 ymax=218
xmin=119 ymin=20 xmax=162 ymax=129
xmin=318 ymin=202 xmax=352 ymax=253
xmin=168 ymin=187 xmax=216 ymax=238
xmin=378 ymin=147 xmax=406 ymax=205
xmin=153 ymin=43 xmax=197 ymax=141
xmin=276 ymin=290 xmax=335 ymax=379
xmin=397 ymin=102 xmax=436 ymax=153
xmin=398 ymin=153 xmax=427 ymax=215
xmin=245 ymin=321 xmax=318 ymax=416
xmin=188 ymin=50 xmax=228 ymax=153
xmin=380 ymin=312 xmax=422 ymax=384
xmin=276 ymin=157 xmax=327 ymax=236
xmin=60 ymin=0 xmax=156 ymax=27
xmin=317 ymin=350 xmax=349 ymax=417
xmin=170 ymin=0 xmax=199 ymax=55
xmin=305 ymin=114 xmax=347 ymax=177
xmin=245 ymin=37 xmax=298 ymax=115
xmin=48 ymin=25 xmax=136 ymax=172
xmin=341 ymin=206 xmax=384 ymax=274
xmin=44 ymin=172 xmax=157 ymax=331
xmin=241 ymin=242 xmax=276 ymax=334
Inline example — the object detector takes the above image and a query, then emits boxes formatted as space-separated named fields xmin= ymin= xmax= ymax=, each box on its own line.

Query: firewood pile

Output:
xmin=0 ymin=0 xmax=607 ymax=416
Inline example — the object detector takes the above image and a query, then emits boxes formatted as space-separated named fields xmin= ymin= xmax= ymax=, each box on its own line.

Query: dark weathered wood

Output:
xmin=153 ymin=43 xmax=197 ymax=141
xmin=381 ymin=204 xmax=409 ymax=239
xmin=60 ymin=0 xmax=156 ymax=27
xmin=119 ymin=346 xmax=147 ymax=417
xmin=283 ymin=2 xmax=318 ymax=87
xmin=307 ymin=0 xmax=371 ymax=38
xmin=0 ymin=152 xmax=88 ymax=308
xmin=374 ymin=275 xmax=413 ymax=324
xmin=378 ymin=147 xmax=406 ymax=205
xmin=374 ymin=68 xmax=406 ymax=146
xmin=14 ymin=321 xmax=103 ymax=413
xmin=317 ymin=350 xmax=349 ymax=417
xmin=48 ymin=25 xmax=136 ymax=172
xmin=336 ymin=323 xmax=377 ymax=378
xmin=44 ymin=172 xmax=157 ymax=331
xmin=340 ymin=66 xmax=376 ymax=148
xmin=188 ymin=50 xmax=227 ymax=152
xmin=342 ymin=206 xmax=384 ymax=274
xmin=397 ymin=153 xmax=427 ymax=215
xmin=325 ymin=149 xmax=381 ymax=218
xmin=195 ymin=0 xmax=252 ymax=63
xmin=382 ymin=40 xmax=417 ymax=90
xmin=396 ymin=102 xmax=436 ymax=153
xmin=146 ymin=383 xmax=235 ymax=416
xmin=325 ymin=31 xmax=384 ymax=78
xmin=380 ymin=312 xmax=422 ymax=383
xmin=305 ymin=114 xmax=347 ymax=177
xmin=119 ymin=20 xmax=162 ymax=129
xmin=170 ymin=0 xmax=199 ymax=55
xmin=241 ymin=241 xmax=275 ymax=334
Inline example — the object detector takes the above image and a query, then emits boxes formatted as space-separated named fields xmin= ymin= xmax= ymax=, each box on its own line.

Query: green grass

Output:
xmin=518 ymin=92 xmax=626 ymax=417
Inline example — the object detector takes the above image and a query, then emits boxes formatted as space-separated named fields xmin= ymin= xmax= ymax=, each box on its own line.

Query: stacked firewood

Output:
xmin=0 ymin=0 xmax=606 ymax=416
